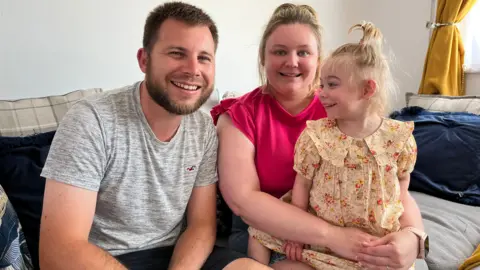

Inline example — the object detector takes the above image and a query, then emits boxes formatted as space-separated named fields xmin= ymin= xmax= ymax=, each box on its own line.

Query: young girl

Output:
xmin=248 ymin=21 xmax=418 ymax=270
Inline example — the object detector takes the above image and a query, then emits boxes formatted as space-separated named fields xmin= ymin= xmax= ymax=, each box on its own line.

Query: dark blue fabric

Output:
xmin=216 ymin=190 xmax=232 ymax=237
xmin=228 ymin=214 xmax=249 ymax=255
xmin=390 ymin=107 xmax=480 ymax=206
xmin=116 ymin=245 xmax=245 ymax=270
xmin=0 ymin=130 xmax=56 ymax=270
xmin=0 ymin=186 xmax=33 ymax=270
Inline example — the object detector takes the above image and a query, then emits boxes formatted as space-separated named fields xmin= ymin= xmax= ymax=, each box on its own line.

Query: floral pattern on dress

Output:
xmin=248 ymin=118 xmax=417 ymax=270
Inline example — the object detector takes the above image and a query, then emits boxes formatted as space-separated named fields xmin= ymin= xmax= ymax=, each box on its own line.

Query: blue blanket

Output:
xmin=391 ymin=107 xmax=480 ymax=206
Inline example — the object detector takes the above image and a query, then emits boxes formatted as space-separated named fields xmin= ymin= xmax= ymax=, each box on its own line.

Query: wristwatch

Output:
xmin=401 ymin=226 xmax=429 ymax=259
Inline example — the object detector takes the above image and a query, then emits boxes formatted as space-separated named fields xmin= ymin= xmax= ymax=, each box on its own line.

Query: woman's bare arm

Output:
xmin=216 ymin=114 xmax=330 ymax=246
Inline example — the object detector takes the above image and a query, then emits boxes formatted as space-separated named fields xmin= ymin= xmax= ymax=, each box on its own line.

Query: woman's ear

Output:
xmin=363 ymin=79 xmax=377 ymax=99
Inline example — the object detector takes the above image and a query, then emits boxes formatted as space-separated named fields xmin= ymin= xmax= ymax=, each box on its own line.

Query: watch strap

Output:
xmin=401 ymin=226 xmax=427 ymax=259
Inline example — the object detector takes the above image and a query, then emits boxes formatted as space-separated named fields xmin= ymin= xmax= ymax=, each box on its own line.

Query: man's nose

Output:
xmin=183 ymin=57 xmax=200 ymax=77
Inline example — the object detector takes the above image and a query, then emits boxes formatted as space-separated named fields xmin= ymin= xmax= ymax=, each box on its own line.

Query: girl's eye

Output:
xmin=320 ymin=82 xmax=338 ymax=89
xmin=274 ymin=50 xmax=287 ymax=56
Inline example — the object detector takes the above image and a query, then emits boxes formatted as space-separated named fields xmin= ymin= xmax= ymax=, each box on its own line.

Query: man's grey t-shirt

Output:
xmin=40 ymin=81 xmax=218 ymax=255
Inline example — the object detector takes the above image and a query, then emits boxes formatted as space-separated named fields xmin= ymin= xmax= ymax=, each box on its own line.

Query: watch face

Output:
xmin=424 ymin=235 xmax=430 ymax=258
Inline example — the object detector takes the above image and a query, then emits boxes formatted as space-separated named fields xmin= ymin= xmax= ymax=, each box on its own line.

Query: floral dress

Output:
xmin=248 ymin=118 xmax=417 ymax=270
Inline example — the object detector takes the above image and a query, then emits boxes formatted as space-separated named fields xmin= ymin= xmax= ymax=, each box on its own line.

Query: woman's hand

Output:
xmin=357 ymin=230 xmax=419 ymax=270
xmin=283 ymin=240 xmax=304 ymax=261
xmin=327 ymin=226 xmax=379 ymax=262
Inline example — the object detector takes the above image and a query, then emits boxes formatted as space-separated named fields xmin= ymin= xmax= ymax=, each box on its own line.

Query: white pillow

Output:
xmin=406 ymin=92 xmax=480 ymax=114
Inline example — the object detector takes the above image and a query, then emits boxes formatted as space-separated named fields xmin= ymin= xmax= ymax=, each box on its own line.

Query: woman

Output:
xmin=211 ymin=3 xmax=425 ymax=269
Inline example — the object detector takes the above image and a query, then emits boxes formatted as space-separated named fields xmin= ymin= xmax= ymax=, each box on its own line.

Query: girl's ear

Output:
xmin=363 ymin=79 xmax=377 ymax=99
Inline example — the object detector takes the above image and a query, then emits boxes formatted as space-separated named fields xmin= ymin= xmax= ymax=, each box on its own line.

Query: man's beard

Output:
xmin=145 ymin=70 xmax=213 ymax=116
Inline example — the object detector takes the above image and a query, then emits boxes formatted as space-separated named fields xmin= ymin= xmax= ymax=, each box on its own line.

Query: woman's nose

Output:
xmin=285 ymin=53 xmax=299 ymax=68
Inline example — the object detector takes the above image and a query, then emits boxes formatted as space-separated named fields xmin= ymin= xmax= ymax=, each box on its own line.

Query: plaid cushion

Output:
xmin=0 ymin=88 xmax=102 ymax=137
xmin=406 ymin=92 xmax=480 ymax=114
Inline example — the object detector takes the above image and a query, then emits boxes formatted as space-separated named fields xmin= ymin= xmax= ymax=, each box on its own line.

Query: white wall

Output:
xmin=2 ymin=0 xmax=476 ymax=103
xmin=340 ymin=0 xmax=432 ymax=110
xmin=0 ymin=0 xmax=347 ymax=101
xmin=343 ymin=0 xmax=480 ymax=105
xmin=466 ymin=73 xmax=480 ymax=95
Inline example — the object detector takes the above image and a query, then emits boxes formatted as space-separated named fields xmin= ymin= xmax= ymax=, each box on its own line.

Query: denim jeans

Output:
xmin=228 ymin=214 xmax=249 ymax=255
xmin=115 ymin=245 xmax=245 ymax=270
xmin=228 ymin=214 xmax=286 ymax=265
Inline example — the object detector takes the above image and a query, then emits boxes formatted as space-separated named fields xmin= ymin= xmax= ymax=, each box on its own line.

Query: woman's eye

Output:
xmin=274 ymin=50 xmax=287 ymax=56
xmin=298 ymin=51 xmax=310 ymax=57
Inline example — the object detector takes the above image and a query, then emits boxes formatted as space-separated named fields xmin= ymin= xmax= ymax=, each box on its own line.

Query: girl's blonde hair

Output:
xmin=258 ymin=3 xmax=324 ymax=93
xmin=322 ymin=21 xmax=397 ymax=116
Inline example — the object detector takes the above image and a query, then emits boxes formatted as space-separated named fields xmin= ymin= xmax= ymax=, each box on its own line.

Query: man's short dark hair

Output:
xmin=143 ymin=1 xmax=219 ymax=53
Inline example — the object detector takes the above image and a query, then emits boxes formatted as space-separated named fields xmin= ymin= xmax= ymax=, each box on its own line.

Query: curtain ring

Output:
xmin=426 ymin=21 xmax=456 ymax=29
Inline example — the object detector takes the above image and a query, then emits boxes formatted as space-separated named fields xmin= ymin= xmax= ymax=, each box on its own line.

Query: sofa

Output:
xmin=0 ymin=88 xmax=479 ymax=270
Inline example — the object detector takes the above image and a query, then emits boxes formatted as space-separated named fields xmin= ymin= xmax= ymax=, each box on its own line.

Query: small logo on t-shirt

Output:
xmin=186 ymin=165 xmax=196 ymax=172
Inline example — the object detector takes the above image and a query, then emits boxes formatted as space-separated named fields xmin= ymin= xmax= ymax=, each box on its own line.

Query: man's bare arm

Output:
xmin=39 ymin=179 xmax=127 ymax=270
xmin=168 ymin=184 xmax=217 ymax=270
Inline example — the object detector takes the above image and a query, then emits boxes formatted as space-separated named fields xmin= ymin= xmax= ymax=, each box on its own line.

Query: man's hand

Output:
xmin=168 ymin=184 xmax=217 ymax=270
xmin=357 ymin=230 xmax=419 ymax=270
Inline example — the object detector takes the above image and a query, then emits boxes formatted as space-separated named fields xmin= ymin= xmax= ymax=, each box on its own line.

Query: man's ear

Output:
xmin=363 ymin=79 xmax=377 ymax=99
xmin=137 ymin=48 xmax=149 ymax=74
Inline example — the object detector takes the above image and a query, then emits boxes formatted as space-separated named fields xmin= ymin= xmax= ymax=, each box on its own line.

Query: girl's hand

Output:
xmin=283 ymin=240 xmax=304 ymax=262
xmin=327 ymin=226 xmax=379 ymax=262
xmin=357 ymin=230 xmax=419 ymax=270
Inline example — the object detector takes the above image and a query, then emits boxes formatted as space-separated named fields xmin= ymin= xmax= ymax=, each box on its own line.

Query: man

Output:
xmin=38 ymin=2 xmax=270 ymax=269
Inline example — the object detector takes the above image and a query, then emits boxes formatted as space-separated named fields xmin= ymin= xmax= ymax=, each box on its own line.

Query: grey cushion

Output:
xmin=411 ymin=191 xmax=480 ymax=270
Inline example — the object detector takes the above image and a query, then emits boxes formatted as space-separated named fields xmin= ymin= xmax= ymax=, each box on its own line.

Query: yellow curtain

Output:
xmin=418 ymin=0 xmax=477 ymax=96
xmin=459 ymin=244 xmax=480 ymax=270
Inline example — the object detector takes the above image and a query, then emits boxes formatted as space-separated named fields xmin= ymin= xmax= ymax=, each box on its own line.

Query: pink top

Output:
xmin=211 ymin=87 xmax=327 ymax=198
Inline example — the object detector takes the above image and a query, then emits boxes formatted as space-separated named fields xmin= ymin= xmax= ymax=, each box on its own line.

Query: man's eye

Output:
xmin=199 ymin=56 xmax=211 ymax=62
xmin=169 ymin=51 xmax=184 ymax=57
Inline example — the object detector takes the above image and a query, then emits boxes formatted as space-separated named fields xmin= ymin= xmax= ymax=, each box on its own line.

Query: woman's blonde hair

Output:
xmin=258 ymin=3 xmax=324 ymax=93
xmin=322 ymin=21 xmax=397 ymax=116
